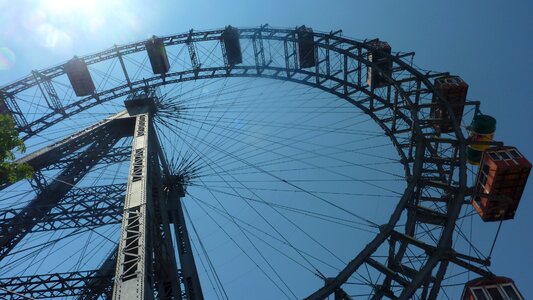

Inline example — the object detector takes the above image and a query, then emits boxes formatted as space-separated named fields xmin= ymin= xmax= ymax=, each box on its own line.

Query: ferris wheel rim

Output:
xmin=0 ymin=25 xmax=475 ymax=299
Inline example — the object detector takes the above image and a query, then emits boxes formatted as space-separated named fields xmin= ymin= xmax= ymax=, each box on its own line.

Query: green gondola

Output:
xmin=467 ymin=114 xmax=496 ymax=165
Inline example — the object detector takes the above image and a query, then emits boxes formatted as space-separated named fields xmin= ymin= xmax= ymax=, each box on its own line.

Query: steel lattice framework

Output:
xmin=0 ymin=26 xmax=497 ymax=299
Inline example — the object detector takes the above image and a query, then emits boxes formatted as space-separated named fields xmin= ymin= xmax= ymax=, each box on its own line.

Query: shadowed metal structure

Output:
xmin=0 ymin=26 xmax=504 ymax=299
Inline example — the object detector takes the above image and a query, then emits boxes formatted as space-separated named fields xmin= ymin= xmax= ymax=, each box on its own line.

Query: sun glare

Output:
xmin=24 ymin=0 xmax=144 ymax=52
xmin=41 ymin=0 xmax=101 ymax=16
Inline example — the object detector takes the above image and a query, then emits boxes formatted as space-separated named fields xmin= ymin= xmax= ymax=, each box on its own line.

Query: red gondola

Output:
xmin=430 ymin=75 xmax=468 ymax=133
xmin=462 ymin=276 xmax=523 ymax=300
xmin=472 ymin=147 xmax=531 ymax=222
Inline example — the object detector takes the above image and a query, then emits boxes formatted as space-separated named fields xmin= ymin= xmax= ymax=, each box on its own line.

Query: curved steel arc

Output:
xmin=1 ymin=27 xmax=420 ymax=133
xmin=0 ymin=27 xmax=393 ymax=94
xmin=18 ymin=66 xmax=403 ymax=134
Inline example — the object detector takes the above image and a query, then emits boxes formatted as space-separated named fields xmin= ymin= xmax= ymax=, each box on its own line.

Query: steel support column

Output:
xmin=152 ymin=166 xmax=182 ymax=299
xmin=112 ymin=107 xmax=156 ymax=299
xmin=113 ymin=93 xmax=186 ymax=299
xmin=168 ymin=181 xmax=204 ymax=300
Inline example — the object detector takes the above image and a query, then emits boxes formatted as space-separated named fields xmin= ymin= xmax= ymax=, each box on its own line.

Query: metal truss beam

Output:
xmin=0 ymin=131 xmax=123 ymax=261
xmin=42 ymin=146 xmax=131 ymax=171
xmin=32 ymin=70 xmax=64 ymax=114
xmin=0 ymin=184 xmax=126 ymax=232
xmin=0 ymin=91 xmax=29 ymax=132
xmin=187 ymin=30 xmax=201 ymax=75
xmin=0 ymin=110 xmax=134 ymax=193
xmin=390 ymin=231 xmax=490 ymax=267
xmin=366 ymin=257 xmax=409 ymax=288
xmin=16 ymin=111 xmax=133 ymax=169
xmin=427 ymin=260 xmax=449 ymax=300
xmin=29 ymin=169 xmax=49 ymax=192
xmin=0 ymin=249 xmax=117 ymax=300
xmin=253 ymin=29 xmax=267 ymax=74
xmin=324 ymin=278 xmax=352 ymax=300
xmin=334 ymin=289 xmax=352 ymax=300
xmin=115 ymin=45 xmax=133 ymax=91
xmin=0 ymin=270 xmax=110 ymax=299
xmin=378 ymin=229 xmax=493 ymax=298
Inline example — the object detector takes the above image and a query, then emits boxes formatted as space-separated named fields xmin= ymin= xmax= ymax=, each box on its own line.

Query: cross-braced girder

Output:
xmin=0 ymin=129 xmax=125 ymax=261
xmin=42 ymin=146 xmax=131 ymax=171
xmin=32 ymin=70 xmax=64 ymax=114
xmin=0 ymin=270 xmax=111 ymax=299
xmin=0 ymin=184 xmax=126 ymax=232
xmin=0 ymin=248 xmax=117 ymax=299
xmin=0 ymin=113 xmax=134 ymax=192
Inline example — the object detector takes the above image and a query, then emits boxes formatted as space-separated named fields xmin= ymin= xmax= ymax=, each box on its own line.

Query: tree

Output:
xmin=0 ymin=114 xmax=33 ymax=184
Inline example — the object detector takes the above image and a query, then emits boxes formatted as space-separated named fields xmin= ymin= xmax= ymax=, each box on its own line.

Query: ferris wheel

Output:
xmin=0 ymin=25 xmax=529 ymax=299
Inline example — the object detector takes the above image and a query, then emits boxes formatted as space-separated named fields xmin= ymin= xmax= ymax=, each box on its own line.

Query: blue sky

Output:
xmin=0 ymin=0 xmax=532 ymax=298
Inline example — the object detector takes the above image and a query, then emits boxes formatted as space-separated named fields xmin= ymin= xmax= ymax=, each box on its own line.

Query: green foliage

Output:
xmin=0 ymin=114 xmax=33 ymax=184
